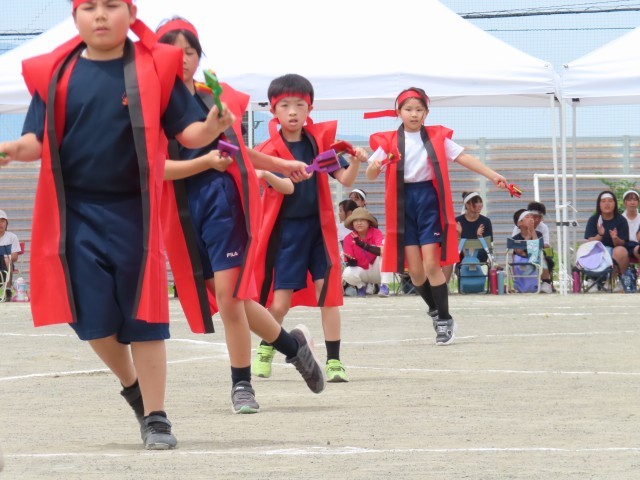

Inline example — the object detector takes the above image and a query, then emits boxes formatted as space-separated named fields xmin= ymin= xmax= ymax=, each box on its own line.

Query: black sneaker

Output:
xmin=286 ymin=325 xmax=326 ymax=394
xmin=120 ymin=381 xmax=144 ymax=427
xmin=435 ymin=317 xmax=456 ymax=346
xmin=142 ymin=413 xmax=177 ymax=450
xmin=231 ymin=381 xmax=260 ymax=414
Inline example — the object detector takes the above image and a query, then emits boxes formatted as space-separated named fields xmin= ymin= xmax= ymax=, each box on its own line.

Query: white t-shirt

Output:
xmin=0 ymin=231 xmax=20 ymax=254
xmin=622 ymin=211 xmax=640 ymax=241
xmin=512 ymin=221 xmax=550 ymax=246
xmin=403 ymin=131 xmax=464 ymax=183
xmin=337 ymin=223 xmax=351 ymax=242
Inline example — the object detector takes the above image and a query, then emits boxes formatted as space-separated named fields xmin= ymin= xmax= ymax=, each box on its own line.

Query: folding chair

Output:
xmin=574 ymin=241 xmax=615 ymax=293
xmin=0 ymin=256 xmax=11 ymax=303
xmin=456 ymin=236 xmax=492 ymax=294
xmin=505 ymin=237 xmax=544 ymax=293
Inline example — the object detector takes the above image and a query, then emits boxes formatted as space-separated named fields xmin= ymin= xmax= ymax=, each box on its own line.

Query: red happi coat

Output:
xmin=370 ymin=125 xmax=459 ymax=272
xmin=253 ymin=118 xmax=343 ymax=308
xmin=21 ymin=20 xmax=181 ymax=326
xmin=160 ymin=82 xmax=260 ymax=334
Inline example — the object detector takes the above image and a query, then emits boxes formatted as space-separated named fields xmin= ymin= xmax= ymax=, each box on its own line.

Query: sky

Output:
xmin=0 ymin=0 xmax=638 ymax=140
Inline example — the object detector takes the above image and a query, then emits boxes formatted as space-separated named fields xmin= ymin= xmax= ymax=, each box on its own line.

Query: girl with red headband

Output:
xmin=0 ymin=0 xmax=237 ymax=450
xmin=156 ymin=18 xmax=326 ymax=415
xmin=365 ymin=87 xmax=508 ymax=345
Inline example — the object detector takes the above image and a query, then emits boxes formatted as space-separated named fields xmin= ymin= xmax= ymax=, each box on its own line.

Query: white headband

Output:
xmin=528 ymin=209 xmax=542 ymax=216
xmin=623 ymin=190 xmax=639 ymax=201
xmin=518 ymin=210 xmax=532 ymax=224
xmin=461 ymin=192 xmax=481 ymax=214
xmin=350 ymin=189 xmax=366 ymax=201
xmin=600 ymin=193 xmax=614 ymax=200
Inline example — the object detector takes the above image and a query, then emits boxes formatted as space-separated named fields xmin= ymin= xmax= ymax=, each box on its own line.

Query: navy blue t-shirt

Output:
xmin=584 ymin=214 xmax=629 ymax=246
xmin=22 ymin=57 xmax=204 ymax=196
xmin=278 ymin=136 xmax=348 ymax=219
xmin=455 ymin=214 xmax=493 ymax=241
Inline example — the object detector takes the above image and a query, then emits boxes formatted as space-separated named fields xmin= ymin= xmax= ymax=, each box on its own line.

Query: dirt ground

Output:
xmin=2 ymin=291 xmax=640 ymax=479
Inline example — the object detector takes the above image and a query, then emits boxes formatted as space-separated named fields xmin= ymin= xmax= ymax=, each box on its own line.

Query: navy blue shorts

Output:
xmin=273 ymin=216 xmax=327 ymax=291
xmin=404 ymin=181 xmax=442 ymax=247
xmin=65 ymin=192 xmax=170 ymax=343
xmin=187 ymin=172 xmax=247 ymax=278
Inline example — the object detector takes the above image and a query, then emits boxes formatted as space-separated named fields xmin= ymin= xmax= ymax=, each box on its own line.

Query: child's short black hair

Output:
xmin=156 ymin=17 xmax=203 ymax=58
xmin=268 ymin=74 xmax=314 ymax=105
xmin=526 ymin=201 xmax=546 ymax=216
xmin=339 ymin=199 xmax=358 ymax=215
xmin=513 ymin=208 xmax=527 ymax=226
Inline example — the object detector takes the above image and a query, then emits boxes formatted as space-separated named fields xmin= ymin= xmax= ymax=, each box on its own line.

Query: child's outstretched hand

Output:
xmin=492 ymin=175 xmax=509 ymax=190
xmin=206 ymin=149 xmax=233 ymax=172
xmin=282 ymin=160 xmax=311 ymax=183
xmin=0 ymin=143 xmax=16 ymax=167
xmin=205 ymin=102 xmax=235 ymax=138
xmin=352 ymin=147 xmax=368 ymax=164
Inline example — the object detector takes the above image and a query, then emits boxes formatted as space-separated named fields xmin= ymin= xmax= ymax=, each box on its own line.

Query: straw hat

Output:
xmin=344 ymin=207 xmax=378 ymax=229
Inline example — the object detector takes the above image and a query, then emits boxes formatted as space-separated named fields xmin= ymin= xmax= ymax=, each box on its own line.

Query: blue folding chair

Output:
xmin=457 ymin=237 xmax=492 ymax=294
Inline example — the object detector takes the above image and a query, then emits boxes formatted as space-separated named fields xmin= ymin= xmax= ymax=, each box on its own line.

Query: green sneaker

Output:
xmin=325 ymin=359 xmax=349 ymax=383
xmin=252 ymin=345 xmax=276 ymax=378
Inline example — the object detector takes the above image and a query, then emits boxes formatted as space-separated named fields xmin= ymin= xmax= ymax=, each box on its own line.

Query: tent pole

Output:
xmin=247 ymin=104 xmax=254 ymax=148
xmin=571 ymin=102 xmax=578 ymax=278
xmin=560 ymin=97 xmax=568 ymax=295
xmin=550 ymin=95 xmax=564 ymax=294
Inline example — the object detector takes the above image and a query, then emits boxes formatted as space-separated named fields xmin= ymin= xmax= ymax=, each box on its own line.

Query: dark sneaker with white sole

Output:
xmin=231 ymin=381 xmax=260 ymax=414
xmin=142 ymin=413 xmax=177 ymax=450
xmin=435 ymin=317 xmax=456 ymax=346
xmin=287 ymin=324 xmax=326 ymax=394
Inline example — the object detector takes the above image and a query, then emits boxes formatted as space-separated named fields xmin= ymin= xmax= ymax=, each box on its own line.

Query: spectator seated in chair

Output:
xmin=444 ymin=191 xmax=493 ymax=284
xmin=512 ymin=200 xmax=554 ymax=289
xmin=512 ymin=209 xmax=553 ymax=293
xmin=584 ymin=190 xmax=629 ymax=287
xmin=0 ymin=210 xmax=21 ymax=302
xmin=342 ymin=208 xmax=391 ymax=297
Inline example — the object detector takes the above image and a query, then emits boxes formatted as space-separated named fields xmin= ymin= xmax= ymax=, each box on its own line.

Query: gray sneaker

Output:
xmin=287 ymin=324 xmax=326 ymax=394
xmin=428 ymin=309 xmax=439 ymax=331
xmin=435 ymin=317 xmax=456 ymax=346
xmin=141 ymin=414 xmax=177 ymax=450
xmin=231 ymin=381 xmax=260 ymax=414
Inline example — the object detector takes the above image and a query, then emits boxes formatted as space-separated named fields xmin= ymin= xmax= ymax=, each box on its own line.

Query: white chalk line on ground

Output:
xmin=7 ymin=445 xmax=640 ymax=460
xmin=3 ymin=355 xmax=640 ymax=383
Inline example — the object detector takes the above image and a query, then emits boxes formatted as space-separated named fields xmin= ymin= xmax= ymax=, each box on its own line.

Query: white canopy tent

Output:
xmin=0 ymin=0 xmax=559 ymax=112
xmin=560 ymin=26 xmax=640 ymax=293
xmin=0 ymin=0 xmax=564 ymax=284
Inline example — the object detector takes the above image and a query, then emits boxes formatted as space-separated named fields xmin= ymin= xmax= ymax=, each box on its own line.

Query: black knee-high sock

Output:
xmin=231 ymin=366 xmax=251 ymax=386
xmin=413 ymin=281 xmax=437 ymax=312
xmin=430 ymin=282 xmax=450 ymax=319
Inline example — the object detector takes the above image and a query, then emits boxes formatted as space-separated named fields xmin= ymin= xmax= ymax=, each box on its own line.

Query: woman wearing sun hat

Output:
xmin=342 ymin=208 xmax=392 ymax=297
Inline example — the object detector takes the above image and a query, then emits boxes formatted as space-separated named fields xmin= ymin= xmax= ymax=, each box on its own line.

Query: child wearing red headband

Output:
xmin=365 ymin=87 xmax=508 ymax=345
xmin=156 ymin=18 xmax=326 ymax=415
xmin=251 ymin=74 xmax=368 ymax=383
xmin=0 ymin=0 xmax=236 ymax=450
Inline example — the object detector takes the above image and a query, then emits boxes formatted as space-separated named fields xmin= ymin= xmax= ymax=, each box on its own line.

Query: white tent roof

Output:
xmin=562 ymin=26 xmax=640 ymax=106
xmin=0 ymin=0 xmax=558 ymax=113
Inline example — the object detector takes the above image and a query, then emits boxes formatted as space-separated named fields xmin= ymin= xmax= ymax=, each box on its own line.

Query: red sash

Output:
xmin=254 ymin=118 xmax=343 ymax=308
xmin=370 ymin=125 xmax=459 ymax=272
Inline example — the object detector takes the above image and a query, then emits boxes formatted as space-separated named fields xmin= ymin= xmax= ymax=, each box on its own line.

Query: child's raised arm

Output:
xmin=256 ymin=170 xmax=294 ymax=195
xmin=455 ymin=152 xmax=508 ymax=190
xmin=175 ymin=103 xmax=235 ymax=149
xmin=164 ymin=149 xmax=232 ymax=180
xmin=332 ymin=147 xmax=367 ymax=187
xmin=0 ymin=133 xmax=43 ymax=166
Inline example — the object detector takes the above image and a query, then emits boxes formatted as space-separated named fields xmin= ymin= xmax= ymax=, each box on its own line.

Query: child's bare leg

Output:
xmin=268 ymin=289 xmax=293 ymax=325
xmin=244 ymin=299 xmax=282 ymax=342
xmin=421 ymin=244 xmax=445 ymax=286
xmin=208 ymin=268 xmax=252 ymax=368
xmin=88 ymin=335 xmax=137 ymax=387
xmin=131 ymin=340 xmax=167 ymax=415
